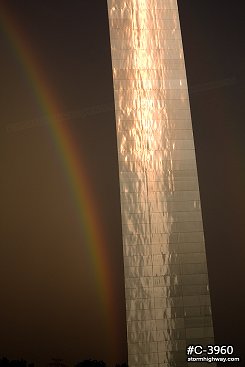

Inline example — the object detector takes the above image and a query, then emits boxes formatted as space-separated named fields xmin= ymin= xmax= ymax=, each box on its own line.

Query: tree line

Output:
xmin=0 ymin=358 xmax=128 ymax=367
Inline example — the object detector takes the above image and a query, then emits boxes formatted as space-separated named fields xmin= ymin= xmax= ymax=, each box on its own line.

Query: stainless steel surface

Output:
xmin=107 ymin=1 xmax=215 ymax=366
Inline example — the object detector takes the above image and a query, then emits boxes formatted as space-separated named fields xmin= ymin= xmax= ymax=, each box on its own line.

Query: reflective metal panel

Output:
xmin=107 ymin=1 xmax=215 ymax=366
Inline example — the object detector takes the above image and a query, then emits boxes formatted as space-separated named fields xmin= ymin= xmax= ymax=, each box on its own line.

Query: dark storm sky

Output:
xmin=0 ymin=1 xmax=244 ymax=366
xmin=178 ymin=2 xmax=245 ymax=364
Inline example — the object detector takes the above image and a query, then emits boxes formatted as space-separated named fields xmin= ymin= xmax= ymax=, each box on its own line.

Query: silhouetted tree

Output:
xmin=75 ymin=360 xmax=107 ymax=367
xmin=0 ymin=358 xmax=9 ymax=367
xmin=0 ymin=359 xmax=33 ymax=367
xmin=10 ymin=361 xmax=27 ymax=367
xmin=48 ymin=359 xmax=68 ymax=367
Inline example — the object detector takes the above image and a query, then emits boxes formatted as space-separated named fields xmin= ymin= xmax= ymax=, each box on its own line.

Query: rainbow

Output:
xmin=0 ymin=2 xmax=119 ymax=360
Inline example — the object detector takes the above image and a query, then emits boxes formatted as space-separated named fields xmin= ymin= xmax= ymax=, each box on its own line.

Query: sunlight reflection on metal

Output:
xmin=108 ymin=0 xmax=215 ymax=366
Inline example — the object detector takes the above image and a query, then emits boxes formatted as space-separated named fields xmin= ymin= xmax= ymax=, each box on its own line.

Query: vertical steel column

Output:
xmin=107 ymin=1 xmax=215 ymax=366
